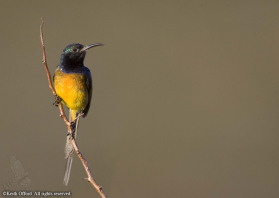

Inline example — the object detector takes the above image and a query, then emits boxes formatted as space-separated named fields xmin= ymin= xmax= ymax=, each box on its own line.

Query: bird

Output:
xmin=53 ymin=43 xmax=103 ymax=186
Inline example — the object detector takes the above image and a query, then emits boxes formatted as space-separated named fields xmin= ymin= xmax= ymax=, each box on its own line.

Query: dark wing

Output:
xmin=82 ymin=67 xmax=92 ymax=117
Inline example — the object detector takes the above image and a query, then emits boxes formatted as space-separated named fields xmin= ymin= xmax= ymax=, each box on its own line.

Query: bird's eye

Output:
xmin=73 ymin=48 xmax=78 ymax=52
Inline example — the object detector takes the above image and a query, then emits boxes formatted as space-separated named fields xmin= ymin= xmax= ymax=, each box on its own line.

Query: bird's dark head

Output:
xmin=60 ymin=43 xmax=103 ymax=70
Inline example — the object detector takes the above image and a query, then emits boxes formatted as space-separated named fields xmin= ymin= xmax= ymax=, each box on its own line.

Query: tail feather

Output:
xmin=63 ymin=152 xmax=73 ymax=186
xmin=63 ymin=109 xmax=80 ymax=186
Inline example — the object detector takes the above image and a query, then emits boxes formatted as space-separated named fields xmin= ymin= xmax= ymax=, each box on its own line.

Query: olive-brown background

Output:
xmin=1 ymin=0 xmax=279 ymax=197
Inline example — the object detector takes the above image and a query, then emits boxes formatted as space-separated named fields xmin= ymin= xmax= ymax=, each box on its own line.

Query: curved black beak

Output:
xmin=81 ymin=43 xmax=104 ymax=52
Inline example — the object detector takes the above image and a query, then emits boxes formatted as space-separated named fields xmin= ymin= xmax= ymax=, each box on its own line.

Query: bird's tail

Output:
xmin=63 ymin=109 xmax=80 ymax=186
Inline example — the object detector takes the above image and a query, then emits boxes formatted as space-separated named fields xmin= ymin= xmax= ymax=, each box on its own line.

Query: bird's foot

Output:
xmin=53 ymin=95 xmax=62 ymax=106
xmin=70 ymin=121 xmax=76 ymax=131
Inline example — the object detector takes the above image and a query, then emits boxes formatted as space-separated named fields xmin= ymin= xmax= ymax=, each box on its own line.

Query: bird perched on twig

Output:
xmin=53 ymin=43 xmax=103 ymax=185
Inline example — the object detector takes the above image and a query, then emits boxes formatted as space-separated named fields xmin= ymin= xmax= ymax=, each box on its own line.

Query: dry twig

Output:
xmin=40 ymin=18 xmax=107 ymax=198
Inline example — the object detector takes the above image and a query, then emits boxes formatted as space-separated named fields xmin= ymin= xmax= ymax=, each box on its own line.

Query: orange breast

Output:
xmin=54 ymin=69 xmax=88 ymax=111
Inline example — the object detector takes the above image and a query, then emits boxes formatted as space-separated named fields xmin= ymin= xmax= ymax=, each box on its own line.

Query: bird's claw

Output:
xmin=53 ymin=95 xmax=62 ymax=106
xmin=70 ymin=121 xmax=76 ymax=130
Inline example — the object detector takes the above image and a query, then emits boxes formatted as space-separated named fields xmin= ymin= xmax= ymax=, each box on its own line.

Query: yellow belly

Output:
xmin=54 ymin=69 xmax=88 ymax=111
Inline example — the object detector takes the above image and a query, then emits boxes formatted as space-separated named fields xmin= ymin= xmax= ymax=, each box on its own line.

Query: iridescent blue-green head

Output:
xmin=60 ymin=43 xmax=103 ymax=70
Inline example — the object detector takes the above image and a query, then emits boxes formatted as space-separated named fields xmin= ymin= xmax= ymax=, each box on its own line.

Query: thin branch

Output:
xmin=40 ymin=19 xmax=56 ymax=97
xmin=40 ymin=18 xmax=107 ymax=198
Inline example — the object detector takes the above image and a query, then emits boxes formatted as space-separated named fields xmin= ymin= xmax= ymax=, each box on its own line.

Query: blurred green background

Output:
xmin=0 ymin=0 xmax=279 ymax=197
